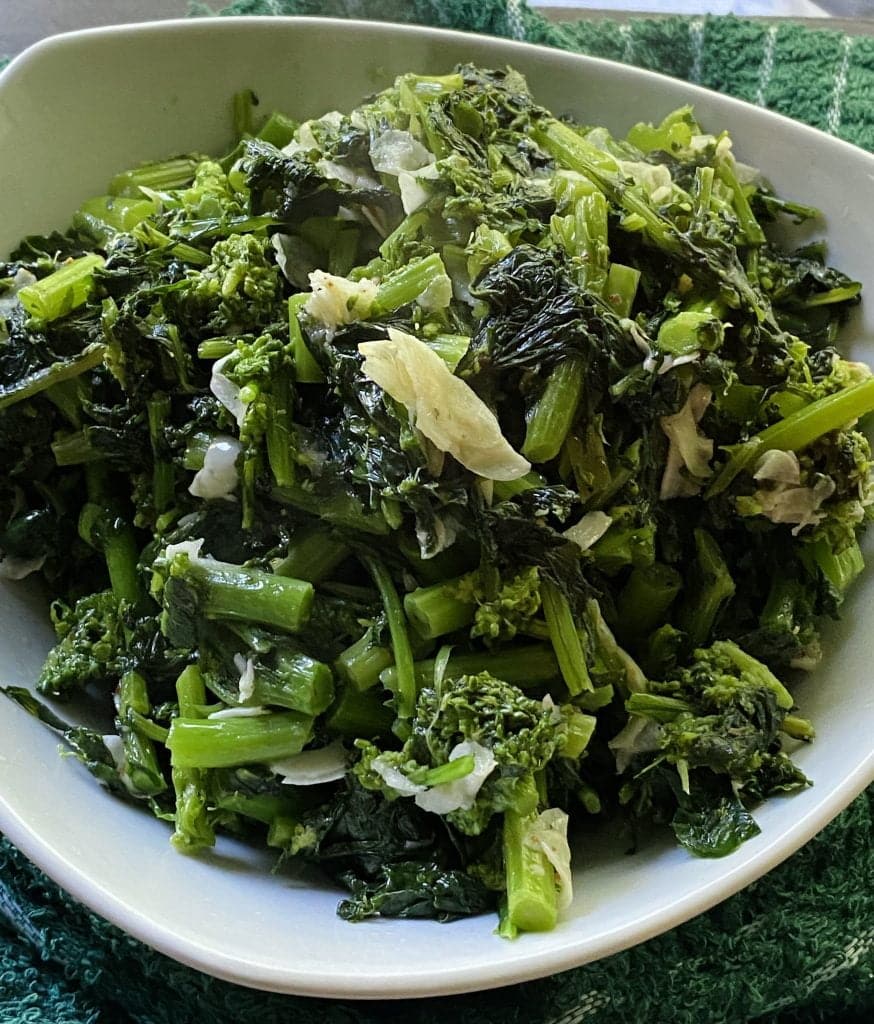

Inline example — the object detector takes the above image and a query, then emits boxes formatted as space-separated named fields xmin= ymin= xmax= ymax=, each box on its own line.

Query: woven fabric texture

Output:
xmin=1 ymin=3 xmax=873 ymax=1022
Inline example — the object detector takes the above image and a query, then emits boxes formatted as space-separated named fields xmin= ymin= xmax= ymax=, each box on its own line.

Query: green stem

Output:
xmin=289 ymin=293 xmax=325 ymax=384
xmin=167 ymin=711 xmax=313 ymax=769
xmin=716 ymin=159 xmax=766 ymax=246
xmin=502 ymin=780 xmax=557 ymax=934
xmin=562 ymin=709 xmax=597 ymax=760
xmin=51 ymin=428 xmax=107 ymax=466
xmin=0 ymin=343 xmax=105 ymax=411
xmin=132 ymin=221 xmax=210 ymax=266
xmin=522 ymin=357 xmax=586 ymax=464
xmin=78 ymin=503 xmax=141 ymax=606
xmin=625 ymin=692 xmax=692 ymax=722
xmin=577 ymin=191 xmax=610 ymax=294
xmin=802 ymin=535 xmax=864 ymax=599
xmin=274 ymin=526 xmax=350 ymax=583
xmin=584 ymin=598 xmax=648 ymax=695
xmin=78 ymin=195 xmax=156 ymax=233
xmin=604 ymin=263 xmax=640 ymax=317
xmin=379 ymin=643 xmax=560 ymax=692
xmin=362 ymin=555 xmax=417 ymax=725
xmin=709 ymin=377 xmax=874 ymax=496
xmin=272 ymin=484 xmax=390 ymax=535
xmin=171 ymin=665 xmax=215 ymax=852
xmin=534 ymin=120 xmax=682 ymax=254
xmin=257 ymin=111 xmax=298 ymax=149
xmin=656 ymin=310 xmax=724 ymax=356
xmin=249 ymin=653 xmax=334 ymax=716
xmin=677 ymin=529 xmax=736 ymax=648
xmin=147 ymin=395 xmax=175 ymax=515
xmin=492 ymin=470 xmax=547 ymax=502
xmin=782 ymin=714 xmax=815 ymax=741
xmin=115 ymin=671 xmax=167 ymax=797
xmin=403 ymin=577 xmax=475 ymax=639
xmin=541 ymin=580 xmax=592 ymax=694
xmin=692 ymin=166 xmax=714 ymax=228
xmin=18 ymin=254 xmax=104 ymax=322
xmin=169 ymin=553 xmax=314 ymax=632
xmin=266 ymin=369 xmax=296 ymax=488
xmin=426 ymin=333 xmax=470 ymax=371
xmin=615 ymin=564 xmax=683 ymax=643
xmin=335 ymin=629 xmax=395 ymax=692
xmin=109 ymin=156 xmax=200 ymax=197
xmin=370 ymin=253 xmax=449 ymax=317
xmin=326 ymin=682 xmax=394 ymax=739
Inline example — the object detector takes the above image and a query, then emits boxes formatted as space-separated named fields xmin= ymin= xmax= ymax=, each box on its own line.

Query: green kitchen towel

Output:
xmin=1 ymin=3 xmax=873 ymax=1022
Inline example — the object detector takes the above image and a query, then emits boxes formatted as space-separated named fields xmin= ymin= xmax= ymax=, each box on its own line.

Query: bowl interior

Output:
xmin=0 ymin=17 xmax=872 ymax=999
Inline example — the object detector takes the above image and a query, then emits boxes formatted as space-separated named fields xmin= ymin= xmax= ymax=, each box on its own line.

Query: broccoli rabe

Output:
xmin=2 ymin=61 xmax=872 ymax=940
xmin=37 ymin=591 xmax=123 ymax=697
xmin=166 ymin=233 xmax=283 ymax=334
xmin=620 ymin=640 xmax=810 ymax=854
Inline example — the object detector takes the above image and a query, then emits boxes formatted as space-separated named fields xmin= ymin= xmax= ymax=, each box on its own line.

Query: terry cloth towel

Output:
xmin=1 ymin=3 xmax=872 ymax=1023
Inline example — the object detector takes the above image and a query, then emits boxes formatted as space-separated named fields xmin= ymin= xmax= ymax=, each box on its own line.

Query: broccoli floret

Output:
xmin=620 ymin=640 xmax=811 ymax=857
xmin=454 ymin=565 xmax=542 ymax=645
xmin=37 ymin=590 xmax=123 ymax=697
xmin=175 ymin=160 xmax=246 ymax=223
xmin=167 ymin=233 xmax=283 ymax=334
xmin=624 ymin=639 xmax=808 ymax=792
xmin=356 ymin=671 xmax=579 ymax=836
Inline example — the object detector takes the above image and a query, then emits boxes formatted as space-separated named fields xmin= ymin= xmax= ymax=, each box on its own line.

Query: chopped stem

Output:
xmin=272 ymin=483 xmax=390 ymax=535
xmin=78 ymin=195 xmax=155 ymax=233
xmin=257 ymin=111 xmax=298 ymax=149
xmin=541 ymin=580 xmax=592 ymax=694
xmin=361 ymin=555 xmax=417 ymax=725
xmin=335 ymin=630 xmax=395 ymax=692
xmin=78 ymin=502 xmax=141 ymax=606
xmin=266 ymin=369 xmax=296 ymax=488
xmin=716 ymin=159 xmax=766 ymax=246
xmin=147 ymin=395 xmax=175 ymax=515
xmin=167 ymin=711 xmax=313 ymax=769
xmin=0 ymin=343 xmax=105 ymax=411
xmin=116 ymin=670 xmax=166 ymax=797
xmin=379 ymin=643 xmax=560 ymax=692
xmin=248 ymin=653 xmax=334 ymax=716
xmin=522 ymin=356 xmax=586 ymax=464
xmin=403 ymin=577 xmax=475 ymax=639
xmin=169 ymin=554 xmax=314 ymax=632
xmin=18 ymin=254 xmax=104 ymax=322
xmin=502 ymin=779 xmax=557 ymax=934
xmin=289 ymin=293 xmax=325 ymax=383
xmin=604 ymin=263 xmax=640 ymax=317
xmin=325 ymin=682 xmax=394 ymax=739
xmin=370 ymin=252 xmax=448 ymax=317
xmin=109 ymin=156 xmax=200 ymax=197
xmin=677 ymin=529 xmax=736 ymax=648
xmin=274 ymin=526 xmax=350 ymax=583
xmin=171 ymin=665 xmax=214 ymax=852
xmin=615 ymin=564 xmax=683 ymax=642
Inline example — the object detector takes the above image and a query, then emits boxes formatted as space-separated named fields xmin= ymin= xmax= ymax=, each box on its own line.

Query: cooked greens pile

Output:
xmin=2 ymin=65 xmax=872 ymax=935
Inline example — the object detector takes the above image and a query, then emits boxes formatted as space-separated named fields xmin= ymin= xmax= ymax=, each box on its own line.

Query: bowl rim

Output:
xmin=1 ymin=14 xmax=872 ymax=1000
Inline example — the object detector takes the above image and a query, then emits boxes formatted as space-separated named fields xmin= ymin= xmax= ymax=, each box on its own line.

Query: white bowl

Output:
xmin=1 ymin=16 xmax=872 ymax=1001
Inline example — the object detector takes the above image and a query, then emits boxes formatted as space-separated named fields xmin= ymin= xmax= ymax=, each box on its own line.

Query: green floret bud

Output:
xmin=37 ymin=591 xmax=124 ymax=697
xmin=355 ymin=671 xmax=573 ymax=836
xmin=625 ymin=640 xmax=800 ymax=782
xmin=619 ymin=640 xmax=810 ymax=857
xmin=177 ymin=160 xmax=246 ymax=220
xmin=169 ymin=232 xmax=283 ymax=333
xmin=457 ymin=566 xmax=542 ymax=645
